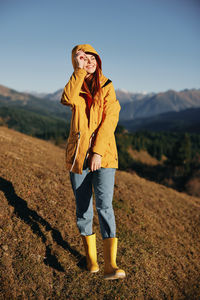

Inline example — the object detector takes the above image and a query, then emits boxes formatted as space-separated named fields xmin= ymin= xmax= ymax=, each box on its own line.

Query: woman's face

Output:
xmin=83 ymin=53 xmax=97 ymax=75
xmin=74 ymin=50 xmax=97 ymax=76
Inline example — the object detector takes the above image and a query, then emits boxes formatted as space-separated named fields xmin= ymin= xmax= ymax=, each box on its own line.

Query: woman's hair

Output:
xmin=82 ymin=54 xmax=101 ymax=100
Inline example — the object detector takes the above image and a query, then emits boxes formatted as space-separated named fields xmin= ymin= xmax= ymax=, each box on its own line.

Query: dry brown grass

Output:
xmin=128 ymin=147 xmax=166 ymax=166
xmin=185 ymin=173 xmax=200 ymax=198
xmin=0 ymin=126 xmax=200 ymax=299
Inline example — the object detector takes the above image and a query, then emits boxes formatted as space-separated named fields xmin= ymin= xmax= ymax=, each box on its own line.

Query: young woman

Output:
xmin=61 ymin=44 xmax=125 ymax=280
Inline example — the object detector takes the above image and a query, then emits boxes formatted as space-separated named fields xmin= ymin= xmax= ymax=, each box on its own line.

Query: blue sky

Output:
xmin=0 ymin=0 xmax=200 ymax=93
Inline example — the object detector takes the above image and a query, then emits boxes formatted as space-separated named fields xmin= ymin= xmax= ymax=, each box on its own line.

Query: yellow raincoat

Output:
xmin=61 ymin=44 xmax=121 ymax=174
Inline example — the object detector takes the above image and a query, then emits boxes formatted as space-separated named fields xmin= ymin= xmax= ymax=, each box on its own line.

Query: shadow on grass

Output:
xmin=0 ymin=176 xmax=85 ymax=272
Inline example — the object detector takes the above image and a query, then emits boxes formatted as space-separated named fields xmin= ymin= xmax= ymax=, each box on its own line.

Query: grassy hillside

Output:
xmin=0 ymin=127 xmax=200 ymax=299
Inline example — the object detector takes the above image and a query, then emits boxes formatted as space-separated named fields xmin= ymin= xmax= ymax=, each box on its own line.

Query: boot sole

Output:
xmin=104 ymin=272 xmax=126 ymax=280
xmin=90 ymin=268 xmax=99 ymax=273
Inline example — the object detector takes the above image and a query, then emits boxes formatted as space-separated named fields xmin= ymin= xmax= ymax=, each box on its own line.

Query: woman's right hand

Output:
xmin=74 ymin=50 xmax=87 ymax=69
xmin=89 ymin=153 xmax=102 ymax=172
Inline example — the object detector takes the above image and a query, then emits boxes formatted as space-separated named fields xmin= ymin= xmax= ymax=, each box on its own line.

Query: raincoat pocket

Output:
xmin=66 ymin=132 xmax=81 ymax=167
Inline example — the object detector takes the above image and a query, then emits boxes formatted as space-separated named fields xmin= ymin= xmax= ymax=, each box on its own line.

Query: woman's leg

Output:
xmin=70 ymin=168 xmax=93 ymax=236
xmin=92 ymin=168 xmax=125 ymax=279
xmin=92 ymin=168 xmax=116 ymax=239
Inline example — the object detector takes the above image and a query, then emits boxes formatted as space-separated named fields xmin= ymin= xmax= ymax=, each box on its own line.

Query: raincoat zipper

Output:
xmin=85 ymin=132 xmax=95 ymax=161
xmin=70 ymin=131 xmax=81 ymax=172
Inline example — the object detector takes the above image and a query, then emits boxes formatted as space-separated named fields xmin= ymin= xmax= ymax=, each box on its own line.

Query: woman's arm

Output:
xmin=91 ymin=82 xmax=121 ymax=156
xmin=61 ymin=50 xmax=87 ymax=107
xmin=60 ymin=68 xmax=87 ymax=107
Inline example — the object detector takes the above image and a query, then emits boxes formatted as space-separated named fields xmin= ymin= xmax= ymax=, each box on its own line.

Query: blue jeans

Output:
xmin=70 ymin=167 xmax=116 ymax=239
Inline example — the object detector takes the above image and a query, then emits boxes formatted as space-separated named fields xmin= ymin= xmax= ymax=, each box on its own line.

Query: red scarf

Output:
xmin=81 ymin=82 xmax=93 ymax=120
xmin=85 ymin=93 xmax=93 ymax=110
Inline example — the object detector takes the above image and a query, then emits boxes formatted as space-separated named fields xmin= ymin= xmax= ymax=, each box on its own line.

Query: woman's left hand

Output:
xmin=89 ymin=153 xmax=102 ymax=171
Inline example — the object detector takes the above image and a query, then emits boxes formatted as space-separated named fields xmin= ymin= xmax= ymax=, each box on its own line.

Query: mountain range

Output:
xmin=0 ymin=85 xmax=70 ymax=122
xmin=117 ymin=89 xmax=200 ymax=120
xmin=0 ymin=84 xmax=200 ymax=133
xmin=28 ymin=86 xmax=200 ymax=122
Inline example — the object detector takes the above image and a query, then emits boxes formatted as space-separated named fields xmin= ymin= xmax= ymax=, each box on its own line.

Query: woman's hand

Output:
xmin=89 ymin=153 xmax=102 ymax=171
xmin=74 ymin=50 xmax=87 ymax=69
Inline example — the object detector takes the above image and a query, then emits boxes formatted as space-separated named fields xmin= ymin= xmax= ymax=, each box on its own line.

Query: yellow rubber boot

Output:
xmin=103 ymin=237 xmax=126 ymax=280
xmin=81 ymin=233 xmax=99 ymax=273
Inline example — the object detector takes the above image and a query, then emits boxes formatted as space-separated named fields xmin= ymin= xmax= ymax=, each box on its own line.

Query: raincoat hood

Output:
xmin=71 ymin=44 xmax=102 ymax=70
